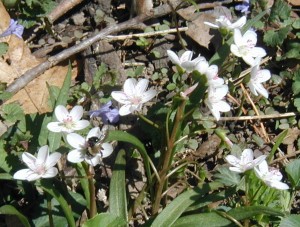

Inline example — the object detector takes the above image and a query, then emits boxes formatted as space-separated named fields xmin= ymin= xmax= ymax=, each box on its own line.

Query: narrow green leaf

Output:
xmin=47 ymin=64 xmax=72 ymax=152
xmin=0 ymin=205 xmax=30 ymax=227
xmin=0 ymin=173 xmax=13 ymax=180
xmin=76 ymin=163 xmax=90 ymax=209
xmin=41 ymin=180 xmax=76 ymax=227
xmin=285 ymin=159 xmax=300 ymax=188
xmin=109 ymin=149 xmax=127 ymax=222
xmin=150 ymin=182 xmax=223 ymax=227
xmin=83 ymin=212 xmax=127 ymax=227
xmin=268 ymin=129 xmax=288 ymax=162
xmin=173 ymin=206 xmax=284 ymax=227
xmin=106 ymin=130 xmax=152 ymax=185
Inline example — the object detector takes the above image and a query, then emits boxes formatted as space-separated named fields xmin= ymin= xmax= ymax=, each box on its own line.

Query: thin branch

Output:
xmin=219 ymin=112 xmax=298 ymax=121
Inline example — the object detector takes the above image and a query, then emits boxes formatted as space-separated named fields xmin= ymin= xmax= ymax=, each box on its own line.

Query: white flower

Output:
xmin=204 ymin=15 xmax=246 ymax=30
xmin=254 ymin=160 xmax=289 ymax=190
xmin=247 ymin=62 xmax=271 ymax=98
xmin=66 ymin=127 xmax=113 ymax=166
xmin=47 ymin=105 xmax=90 ymax=133
xmin=13 ymin=145 xmax=61 ymax=181
xmin=225 ymin=149 xmax=266 ymax=173
xmin=230 ymin=29 xmax=267 ymax=66
xmin=204 ymin=65 xmax=225 ymax=88
xmin=205 ymin=85 xmax=230 ymax=121
xmin=167 ymin=50 xmax=205 ymax=73
xmin=111 ymin=78 xmax=157 ymax=116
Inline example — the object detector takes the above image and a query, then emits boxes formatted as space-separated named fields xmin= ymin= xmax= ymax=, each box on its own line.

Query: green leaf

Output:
xmin=47 ymin=64 xmax=72 ymax=152
xmin=0 ymin=42 xmax=8 ymax=56
xmin=268 ymin=129 xmax=288 ymax=162
xmin=109 ymin=149 xmax=127 ymax=222
xmin=0 ymin=173 xmax=13 ymax=180
xmin=269 ymin=0 xmax=291 ymax=22
xmin=0 ymin=205 xmax=30 ymax=227
xmin=285 ymin=159 xmax=300 ymax=188
xmin=279 ymin=215 xmax=300 ymax=227
xmin=214 ymin=166 xmax=241 ymax=186
xmin=173 ymin=206 xmax=284 ymax=227
xmin=2 ymin=103 xmax=24 ymax=123
xmin=83 ymin=213 xmax=127 ymax=227
xmin=293 ymin=19 xmax=300 ymax=29
xmin=294 ymin=98 xmax=300 ymax=112
xmin=150 ymin=182 xmax=223 ymax=227
xmin=107 ymin=130 xmax=152 ymax=185
xmin=263 ymin=26 xmax=291 ymax=47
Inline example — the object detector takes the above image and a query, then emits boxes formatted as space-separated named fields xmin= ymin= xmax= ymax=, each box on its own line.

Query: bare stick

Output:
xmin=219 ymin=112 xmax=298 ymax=121
xmin=2 ymin=1 xmax=181 ymax=104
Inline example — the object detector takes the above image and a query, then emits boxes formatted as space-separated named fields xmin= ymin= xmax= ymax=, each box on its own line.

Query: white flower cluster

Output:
xmin=225 ymin=149 xmax=289 ymax=190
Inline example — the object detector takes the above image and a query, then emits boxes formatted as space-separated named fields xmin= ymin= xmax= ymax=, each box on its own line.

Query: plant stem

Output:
xmin=152 ymin=100 xmax=186 ymax=214
xmin=83 ymin=162 xmax=97 ymax=218
xmin=138 ymin=113 xmax=159 ymax=129
xmin=46 ymin=194 xmax=54 ymax=227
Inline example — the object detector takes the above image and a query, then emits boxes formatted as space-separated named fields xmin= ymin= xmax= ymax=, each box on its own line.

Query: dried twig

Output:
xmin=219 ymin=112 xmax=299 ymax=121
xmin=1 ymin=1 xmax=182 ymax=105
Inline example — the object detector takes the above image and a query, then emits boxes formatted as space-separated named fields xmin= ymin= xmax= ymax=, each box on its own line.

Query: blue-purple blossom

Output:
xmin=0 ymin=19 xmax=24 ymax=39
xmin=89 ymin=101 xmax=119 ymax=124
xmin=235 ymin=0 xmax=250 ymax=14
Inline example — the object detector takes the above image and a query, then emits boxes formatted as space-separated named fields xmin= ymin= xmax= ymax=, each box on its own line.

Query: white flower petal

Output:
xmin=229 ymin=166 xmax=244 ymax=173
xmin=180 ymin=51 xmax=193 ymax=62
xmin=195 ymin=60 xmax=209 ymax=74
xmin=204 ymin=21 xmax=219 ymax=28
xmin=43 ymin=167 xmax=59 ymax=178
xmin=22 ymin=152 xmax=37 ymax=171
xmin=55 ymin=105 xmax=69 ymax=122
xmin=45 ymin=152 xmax=62 ymax=169
xmin=85 ymin=156 xmax=101 ymax=166
xmin=87 ymin=127 xmax=101 ymax=139
xmin=135 ymin=79 xmax=150 ymax=96
xmin=225 ymin=155 xmax=240 ymax=166
xmin=254 ymin=69 xmax=271 ymax=83
xmin=167 ymin=50 xmax=181 ymax=65
xmin=47 ymin=122 xmax=63 ymax=133
xmin=72 ymin=120 xmax=90 ymax=131
xmin=111 ymin=91 xmax=130 ymax=104
xmin=36 ymin=145 xmax=49 ymax=165
xmin=233 ymin=29 xmax=243 ymax=46
xmin=243 ymin=30 xmax=257 ymax=47
xmin=118 ymin=105 xmax=133 ymax=116
xmin=141 ymin=89 xmax=157 ymax=103
xmin=26 ymin=172 xmax=41 ymax=181
xmin=216 ymin=101 xmax=231 ymax=112
xmin=268 ymin=180 xmax=289 ymax=190
xmin=242 ymin=55 xmax=256 ymax=66
xmin=230 ymin=16 xmax=246 ymax=29
xmin=124 ymin=78 xmax=137 ymax=97
xmin=67 ymin=149 xmax=85 ymax=163
xmin=240 ymin=149 xmax=254 ymax=164
xmin=249 ymin=47 xmax=267 ymax=58
xmin=253 ymin=83 xmax=269 ymax=98
xmin=70 ymin=105 xmax=84 ymax=121
xmin=101 ymin=143 xmax=114 ymax=158
xmin=248 ymin=81 xmax=258 ymax=96
xmin=206 ymin=65 xmax=218 ymax=80
xmin=13 ymin=169 xmax=32 ymax=180
xmin=67 ymin=133 xmax=86 ymax=149
xmin=230 ymin=44 xmax=242 ymax=57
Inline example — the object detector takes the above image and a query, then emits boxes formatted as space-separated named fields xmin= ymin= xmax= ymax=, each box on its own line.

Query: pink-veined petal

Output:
xmin=36 ymin=145 xmax=49 ymax=166
xmin=180 ymin=51 xmax=193 ymax=62
xmin=225 ymin=155 xmax=240 ymax=166
xmin=43 ymin=167 xmax=59 ymax=178
xmin=240 ymin=149 xmax=254 ymax=164
xmin=72 ymin=120 xmax=90 ymax=131
xmin=22 ymin=152 xmax=37 ymax=170
xmin=67 ymin=149 xmax=85 ymax=163
xmin=167 ymin=50 xmax=181 ymax=65
xmin=254 ymin=69 xmax=271 ymax=83
xmin=253 ymin=83 xmax=269 ymax=98
xmin=26 ymin=172 xmax=41 ymax=181
xmin=70 ymin=105 xmax=84 ymax=121
xmin=257 ymin=160 xmax=269 ymax=175
xmin=243 ymin=30 xmax=257 ymax=47
xmin=111 ymin=91 xmax=130 ymax=105
xmin=230 ymin=44 xmax=242 ymax=57
xmin=45 ymin=152 xmax=61 ymax=169
xmin=141 ymin=89 xmax=157 ymax=103
xmin=135 ymin=79 xmax=150 ymax=96
xmin=47 ymin=122 xmax=63 ymax=133
xmin=67 ymin=133 xmax=86 ymax=149
xmin=124 ymin=78 xmax=138 ymax=97
xmin=119 ymin=105 xmax=133 ymax=116
xmin=206 ymin=65 xmax=218 ymax=80
xmin=54 ymin=105 xmax=69 ymax=122
xmin=13 ymin=169 xmax=32 ymax=180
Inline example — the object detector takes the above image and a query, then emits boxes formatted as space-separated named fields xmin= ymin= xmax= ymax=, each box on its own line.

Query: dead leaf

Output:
xmin=282 ymin=128 xmax=300 ymax=145
xmin=0 ymin=1 xmax=77 ymax=114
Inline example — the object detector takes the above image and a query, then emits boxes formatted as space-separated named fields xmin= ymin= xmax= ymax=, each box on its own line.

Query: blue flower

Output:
xmin=0 ymin=19 xmax=24 ymax=39
xmin=235 ymin=0 xmax=250 ymax=14
xmin=89 ymin=101 xmax=119 ymax=124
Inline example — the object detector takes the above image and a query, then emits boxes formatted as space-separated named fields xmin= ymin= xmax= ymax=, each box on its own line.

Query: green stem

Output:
xmin=138 ymin=113 xmax=159 ymax=129
xmin=152 ymin=100 xmax=186 ymax=214
xmin=46 ymin=194 xmax=54 ymax=227
xmin=82 ymin=162 xmax=97 ymax=218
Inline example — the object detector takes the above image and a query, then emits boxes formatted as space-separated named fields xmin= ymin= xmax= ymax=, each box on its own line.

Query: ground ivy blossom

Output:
xmin=111 ymin=78 xmax=157 ymax=116
xmin=225 ymin=149 xmax=266 ymax=173
xmin=13 ymin=145 xmax=61 ymax=181
xmin=89 ymin=101 xmax=119 ymax=124
xmin=204 ymin=15 xmax=246 ymax=30
xmin=66 ymin=127 xmax=113 ymax=166
xmin=205 ymin=85 xmax=230 ymax=121
xmin=254 ymin=160 xmax=289 ymax=190
xmin=0 ymin=19 xmax=24 ymax=39
xmin=230 ymin=29 xmax=266 ymax=66
xmin=247 ymin=62 xmax=271 ymax=98
xmin=167 ymin=50 xmax=205 ymax=73
xmin=47 ymin=105 xmax=90 ymax=133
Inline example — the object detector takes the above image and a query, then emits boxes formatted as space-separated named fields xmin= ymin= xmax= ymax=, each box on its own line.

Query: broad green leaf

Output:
xmin=0 ymin=205 xmax=30 ymax=227
xmin=279 ymin=215 xmax=300 ymax=227
xmin=173 ymin=206 xmax=284 ymax=227
xmin=83 ymin=213 xmax=127 ymax=227
xmin=0 ymin=173 xmax=12 ymax=180
xmin=150 ymin=182 xmax=223 ymax=227
xmin=109 ymin=149 xmax=127 ymax=222
xmin=263 ymin=26 xmax=291 ymax=47
xmin=269 ymin=0 xmax=291 ymax=22
xmin=0 ymin=42 xmax=8 ymax=56
xmin=285 ymin=159 xmax=300 ymax=188
xmin=2 ymin=103 xmax=24 ymax=123
xmin=47 ymin=64 xmax=72 ymax=152
xmin=214 ymin=166 xmax=241 ymax=186
xmin=294 ymin=98 xmax=300 ymax=112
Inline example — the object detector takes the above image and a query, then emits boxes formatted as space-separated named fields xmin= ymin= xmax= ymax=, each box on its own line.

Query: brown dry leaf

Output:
xmin=282 ymin=128 xmax=300 ymax=145
xmin=288 ymin=0 xmax=300 ymax=6
xmin=0 ymin=2 xmax=77 ymax=114
xmin=177 ymin=6 xmax=231 ymax=49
